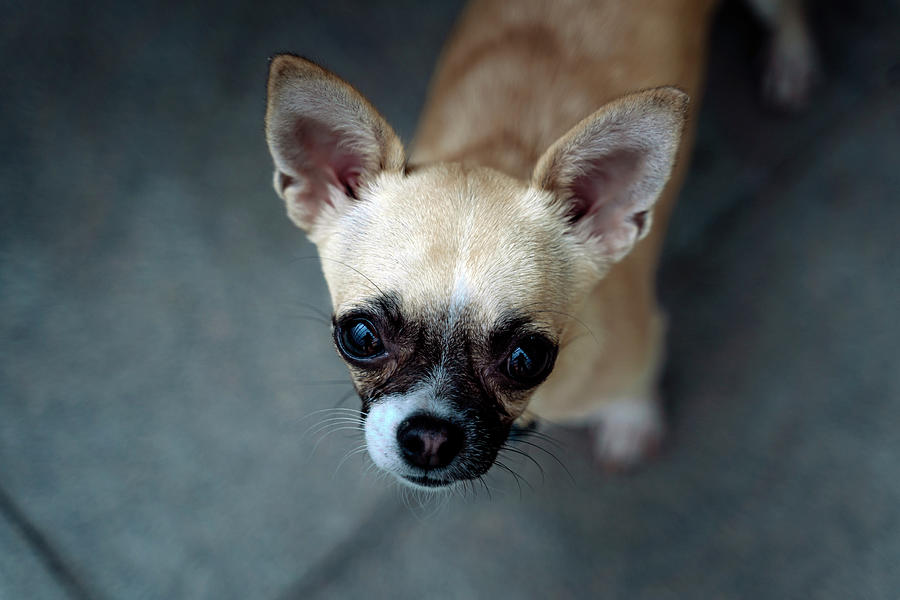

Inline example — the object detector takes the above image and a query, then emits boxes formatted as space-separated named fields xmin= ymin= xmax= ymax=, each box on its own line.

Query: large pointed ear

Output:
xmin=532 ymin=88 xmax=689 ymax=266
xmin=265 ymin=55 xmax=405 ymax=234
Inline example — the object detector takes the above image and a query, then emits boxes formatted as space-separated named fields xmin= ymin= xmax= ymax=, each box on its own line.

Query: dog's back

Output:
xmin=414 ymin=0 xmax=716 ymax=180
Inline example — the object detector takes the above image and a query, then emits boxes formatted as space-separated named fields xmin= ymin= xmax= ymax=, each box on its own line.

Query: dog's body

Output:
xmin=266 ymin=0 xmax=816 ymax=486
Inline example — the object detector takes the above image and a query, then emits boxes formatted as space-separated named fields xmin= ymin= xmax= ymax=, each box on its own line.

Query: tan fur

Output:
xmin=266 ymin=57 xmax=405 ymax=238
xmin=265 ymin=0 xmax=735 ymax=472
xmin=314 ymin=164 xmax=593 ymax=417
xmin=316 ymin=166 xmax=580 ymax=329
xmin=410 ymin=0 xmax=717 ymax=422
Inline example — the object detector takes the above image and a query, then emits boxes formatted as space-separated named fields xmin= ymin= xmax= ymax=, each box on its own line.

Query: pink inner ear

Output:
xmin=341 ymin=168 xmax=364 ymax=199
xmin=297 ymin=120 xmax=370 ymax=202
xmin=566 ymin=148 xmax=643 ymax=237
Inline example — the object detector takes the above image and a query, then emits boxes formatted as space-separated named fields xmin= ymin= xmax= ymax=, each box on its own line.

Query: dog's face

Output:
xmin=265 ymin=55 xmax=686 ymax=489
xmin=317 ymin=165 xmax=585 ymax=487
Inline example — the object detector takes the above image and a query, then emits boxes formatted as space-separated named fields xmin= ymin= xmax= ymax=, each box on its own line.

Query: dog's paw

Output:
xmin=590 ymin=397 xmax=665 ymax=472
xmin=761 ymin=23 xmax=819 ymax=111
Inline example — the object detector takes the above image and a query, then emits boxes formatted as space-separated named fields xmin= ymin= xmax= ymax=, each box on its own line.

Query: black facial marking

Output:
xmin=336 ymin=292 xmax=558 ymax=482
xmin=487 ymin=312 xmax=536 ymax=358
xmin=346 ymin=290 xmax=404 ymax=330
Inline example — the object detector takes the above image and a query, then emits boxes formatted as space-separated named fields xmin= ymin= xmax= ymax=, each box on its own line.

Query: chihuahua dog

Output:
xmin=264 ymin=0 xmax=817 ymax=488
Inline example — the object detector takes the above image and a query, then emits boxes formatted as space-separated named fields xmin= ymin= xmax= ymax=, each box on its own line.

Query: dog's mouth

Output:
xmin=401 ymin=474 xmax=455 ymax=488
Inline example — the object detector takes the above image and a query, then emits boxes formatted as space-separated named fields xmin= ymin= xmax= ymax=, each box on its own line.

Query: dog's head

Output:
xmin=265 ymin=55 xmax=687 ymax=489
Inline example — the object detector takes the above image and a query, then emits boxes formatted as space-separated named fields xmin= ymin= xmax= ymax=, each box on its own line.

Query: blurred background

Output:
xmin=1 ymin=0 xmax=899 ymax=598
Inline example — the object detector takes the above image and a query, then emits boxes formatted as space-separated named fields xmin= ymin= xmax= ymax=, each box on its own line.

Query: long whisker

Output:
xmin=295 ymin=406 xmax=363 ymax=427
xmin=288 ymin=313 xmax=332 ymax=325
xmin=306 ymin=410 xmax=364 ymax=454
xmin=477 ymin=475 xmax=493 ymax=501
xmin=500 ymin=444 xmax=546 ymax=485
xmin=512 ymin=427 xmax=566 ymax=451
xmin=307 ymin=419 xmax=363 ymax=435
xmin=304 ymin=418 xmax=363 ymax=438
xmin=306 ymin=414 xmax=363 ymax=425
xmin=310 ymin=426 xmax=363 ymax=454
xmin=527 ymin=306 xmax=601 ymax=349
xmin=493 ymin=459 xmax=530 ymax=498
xmin=317 ymin=255 xmax=387 ymax=298
xmin=309 ymin=415 xmax=363 ymax=428
xmin=509 ymin=438 xmax=576 ymax=485
xmin=294 ymin=300 xmax=331 ymax=322
xmin=297 ymin=406 xmax=364 ymax=421
xmin=333 ymin=444 xmax=369 ymax=478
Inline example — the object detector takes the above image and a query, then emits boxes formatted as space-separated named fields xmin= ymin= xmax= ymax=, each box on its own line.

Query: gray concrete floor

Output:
xmin=1 ymin=1 xmax=899 ymax=598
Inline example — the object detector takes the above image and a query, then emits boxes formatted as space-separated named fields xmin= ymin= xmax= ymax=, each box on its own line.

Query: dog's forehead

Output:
xmin=321 ymin=163 xmax=580 ymax=324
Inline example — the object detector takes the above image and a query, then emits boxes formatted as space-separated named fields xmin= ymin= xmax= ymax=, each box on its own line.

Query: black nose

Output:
xmin=397 ymin=415 xmax=463 ymax=470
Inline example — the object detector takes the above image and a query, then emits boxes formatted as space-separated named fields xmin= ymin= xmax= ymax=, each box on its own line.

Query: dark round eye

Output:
xmin=337 ymin=318 xmax=385 ymax=360
xmin=504 ymin=336 xmax=555 ymax=385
